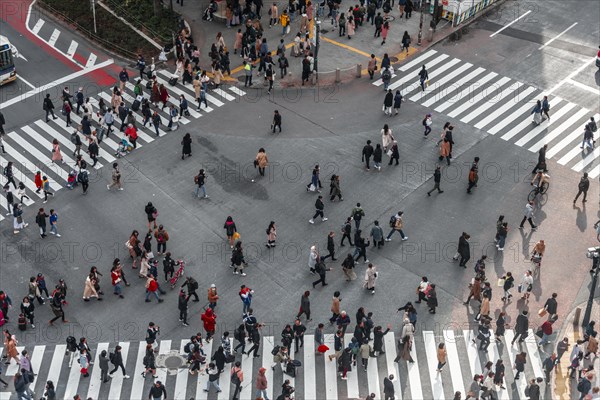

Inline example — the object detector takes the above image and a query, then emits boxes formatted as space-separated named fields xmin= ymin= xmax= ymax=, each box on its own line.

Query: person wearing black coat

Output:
xmin=353 ymin=230 xmax=369 ymax=263
xmin=426 ymin=284 xmax=438 ymax=314
xmin=383 ymin=90 xmax=393 ymax=115
xmin=211 ymin=346 xmax=226 ymax=373
xmin=178 ymin=290 xmax=190 ymax=326
xmin=309 ymin=196 xmax=327 ymax=224
xmin=373 ymin=144 xmax=383 ymax=170
xmin=181 ymin=133 xmax=192 ymax=159
xmin=373 ymin=325 xmax=391 ymax=355
xmin=511 ymin=310 xmax=529 ymax=345
xmin=340 ymin=218 xmax=353 ymax=247
xmin=43 ymin=94 xmax=58 ymax=122
xmin=362 ymin=140 xmax=374 ymax=170
xmin=454 ymin=232 xmax=471 ymax=267
xmin=320 ymin=232 xmax=337 ymax=262
xmin=338 ymin=347 xmax=353 ymax=379
xmin=445 ymin=126 xmax=455 ymax=157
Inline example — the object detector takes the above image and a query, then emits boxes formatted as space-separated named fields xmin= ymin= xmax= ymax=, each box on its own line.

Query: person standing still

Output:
xmin=427 ymin=165 xmax=443 ymax=196
xmin=574 ymin=172 xmax=589 ymax=203
xmin=362 ymin=140 xmax=374 ymax=170
xmin=272 ymin=110 xmax=282 ymax=133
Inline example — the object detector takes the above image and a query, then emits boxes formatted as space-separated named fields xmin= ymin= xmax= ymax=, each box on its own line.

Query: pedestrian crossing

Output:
xmin=0 ymin=77 xmax=244 ymax=223
xmin=374 ymin=50 xmax=600 ymax=177
xmin=0 ymin=330 xmax=551 ymax=399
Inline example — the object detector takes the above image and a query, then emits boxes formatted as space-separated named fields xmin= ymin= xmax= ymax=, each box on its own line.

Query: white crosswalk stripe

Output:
xmin=0 ymin=330 xmax=550 ymax=399
xmin=0 ymin=75 xmax=243 ymax=223
xmin=374 ymin=51 xmax=600 ymax=176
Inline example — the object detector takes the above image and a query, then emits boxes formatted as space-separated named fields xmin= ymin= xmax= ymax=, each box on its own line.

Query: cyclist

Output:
xmin=531 ymin=170 xmax=550 ymax=189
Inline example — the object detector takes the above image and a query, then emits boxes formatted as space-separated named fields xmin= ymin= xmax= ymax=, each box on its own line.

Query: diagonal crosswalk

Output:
xmin=0 ymin=330 xmax=550 ymax=400
xmin=373 ymin=51 xmax=600 ymax=178
xmin=0 ymin=78 xmax=245 ymax=222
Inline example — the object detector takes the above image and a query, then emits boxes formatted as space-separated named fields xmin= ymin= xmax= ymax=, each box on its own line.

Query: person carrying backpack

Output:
xmin=77 ymin=168 xmax=89 ymax=194
xmin=351 ymin=203 xmax=365 ymax=230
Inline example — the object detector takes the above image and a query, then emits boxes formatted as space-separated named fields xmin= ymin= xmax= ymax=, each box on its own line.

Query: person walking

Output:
xmin=511 ymin=310 xmax=529 ymax=345
xmin=466 ymin=157 xmax=479 ymax=194
xmin=106 ymin=162 xmax=123 ymax=191
xmin=329 ymin=174 xmax=343 ymax=201
xmin=148 ymin=380 xmax=167 ymax=400
xmin=309 ymin=195 xmax=328 ymax=224
xmin=427 ymin=165 xmax=444 ymax=196
xmin=370 ymin=220 xmax=384 ymax=249
xmin=574 ymin=172 xmax=590 ymax=203
xmin=255 ymin=367 xmax=269 ymax=400
xmin=192 ymin=169 xmax=208 ymax=199
xmin=388 ymin=141 xmax=400 ymax=165
xmin=541 ymin=95 xmax=550 ymax=120
xmin=43 ymin=94 xmax=58 ymax=122
xmin=519 ymin=200 xmax=537 ymax=230
xmin=271 ymin=110 xmax=282 ymax=133
xmin=382 ymin=89 xmax=393 ymax=115
xmin=419 ymin=65 xmax=429 ymax=91
xmin=427 ymin=284 xmax=438 ymax=314
xmin=362 ymin=140 xmax=374 ymax=170
xmin=312 ymin=259 xmax=331 ymax=287
xmin=297 ymin=291 xmax=311 ymax=321
xmin=454 ymin=232 xmax=471 ymax=268
xmin=320 ymin=231 xmax=337 ymax=262
xmin=201 ymin=308 xmax=217 ymax=342
xmin=383 ymin=375 xmax=395 ymax=400
xmin=51 ymin=139 xmax=64 ymax=164
xmin=41 ymin=176 xmax=53 ymax=204
xmin=231 ymin=361 xmax=244 ymax=400
xmin=340 ymin=217 xmax=353 ymax=247
xmin=436 ymin=343 xmax=447 ymax=372
xmin=98 ymin=350 xmax=110 ymax=383
xmin=255 ymin=148 xmax=269 ymax=177
xmin=385 ymin=211 xmax=407 ymax=241
xmin=36 ymin=208 xmax=49 ymax=239
xmin=381 ymin=67 xmax=392 ymax=91
xmin=364 ymin=263 xmax=377 ymax=294
xmin=48 ymin=209 xmax=59 ymax=237
xmin=177 ymin=290 xmax=190 ymax=327
xmin=531 ymin=100 xmax=543 ymax=125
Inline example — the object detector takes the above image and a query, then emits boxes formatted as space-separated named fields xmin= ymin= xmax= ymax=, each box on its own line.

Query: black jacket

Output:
xmin=579 ymin=177 xmax=590 ymax=192
xmin=362 ymin=144 xmax=374 ymax=160
xmin=384 ymin=377 xmax=395 ymax=395
xmin=327 ymin=236 xmax=335 ymax=252
xmin=148 ymin=383 xmax=167 ymax=399
xmin=315 ymin=198 xmax=324 ymax=211
xmin=433 ymin=169 xmax=441 ymax=183
xmin=383 ymin=92 xmax=393 ymax=107
xmin=515 ymin=314 xmax=529 ymax=334
xmin=373 ymin=146 xmax=382 ymax=163
xmin=544 ymin=298 xmax=557 ymax=315
xmin=178 ymin=294 xmax=190 ymax=311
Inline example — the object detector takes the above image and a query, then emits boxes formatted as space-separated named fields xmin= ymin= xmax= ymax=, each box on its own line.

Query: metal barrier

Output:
xmin=311 ymin=64 xmax=361 ymax=86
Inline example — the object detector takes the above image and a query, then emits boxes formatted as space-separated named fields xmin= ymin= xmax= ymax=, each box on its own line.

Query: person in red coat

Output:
xmin=201 ymin=307 xmax=217 ymax=342
xmin=145 ymin=275 xmax=163 ymax=303
xmin=124 ymin=124 xmax=138 ymax=149
xmin=159 ymin=84 xmax=169 ymax=110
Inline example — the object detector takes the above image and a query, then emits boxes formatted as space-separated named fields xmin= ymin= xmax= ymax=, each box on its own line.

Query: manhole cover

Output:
xmin=237 ymin=76 xmax=246 ymax=83
xmin=320 ymin=29 xmax=329 ymax=33
xmin=156 ymin=351 xmax=187 ymax=375
xmin=390 ymin=57 xmax=399 ymax=62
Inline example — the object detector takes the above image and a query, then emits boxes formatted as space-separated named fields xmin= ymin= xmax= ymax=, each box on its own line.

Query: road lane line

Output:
xmin=3 ymin=134 xmax=69 ymax=184
xmin=46 ymin=345 xmax=66 ymax=393
xmin=545 ymin=113 xmax=600 ymax=159
xmin=67 ymin=40 xmax=79 ymax=58
xmin=407 ymin=335 xmax=423 ymax=399
xmin=129 ymin=341 xmax=148 ymax=398
xmin=538 ymin=22 xmax=577 ymax=50
xmin=86 ymin=343 xmax=109 ymax=400
xmin=567 ymin=79 xmax=600 ymax=96
xmin=474 ymin=86 xmax=537 ymax=130
xmin=422 ymin=67 xmax=486 ymax=108
xmin=444 ymin=330 xmax=465 ymax=397
xmin=490 ymin=10 xmax=531 ymax=37
xmin=0 ymin=157 xmax=45 ymax=199
xmin=504 ymin=330 xmax=528 ymax=398
xmin=194 ymin=340 xmax=213 ymax=399
xmin=399 ymin=49 xmax=438 ymax=71
xmin=174 ymin=341 xmax=189 ymax=400
xmin=383 ymin=334 xmax=402 ymax=400
xmin=487 ymin=101 xmax=537 ymax=135
xmin=107 ymin=342 xmax=130 ymax=400
xmin=155 ymin=340 xmax=171 ymax=384
xmin=48 ymin=28 xmax=61 ymax=46
xmin=447 ymin=76 xmax=511 ymax=118
xmin=29 ymin=345 xmax=45 ymax=389
xmin=515 ymin=100 xmax=575 ymax=146
xmin=548 ymin=56 xmax=597 ymax=95
xmin=17 ymin=75 xmax=36 ymax=90
xmin=0 ymin=59 xmax=114 ymax=109
xmin=462 ymin=81 xmax=523 ymax=124
xmin=262 ymin=337 xmax=274 ymax=400
xmin=487 ymin=341 xmax=510 ymax=400
xmin=86 ymin=53 xmax=97 ymax=68
xmin=423 ymin=331 xmax=444 ymax=400
xmin=412 ymin=61 xmax=472 ymax=102
xmin=435 ymin=72 xmax=497 ymax=113
xmin=344 ymin=333 xmax=360 ymax=398
xmin=390 ymin=54 xmax=449 ymax=91
xmin=323 ymin=334 xmax=338 ymax=400
xmin=32 ymin=18 xmax=45 ymax=34
xmin=528 ymin=108 xmax=589 ymax=152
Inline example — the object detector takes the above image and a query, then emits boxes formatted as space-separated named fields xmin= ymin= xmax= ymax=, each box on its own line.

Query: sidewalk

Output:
xmin=553 ymin=298 xmax=600 ymax=399
xmin=171 ymin=0 xmax=454 ymax=87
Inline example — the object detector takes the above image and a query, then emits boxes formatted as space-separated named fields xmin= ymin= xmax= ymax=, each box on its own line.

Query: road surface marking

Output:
xmin=490 ymin=10 xmax=531 ymax=37
xmin=399 ymin=49 xmax=438 ymax=71
xmin=3 ymin=134 xmax=69 ymax=183
xmin=129 ymin=342 xmax=147 ymax=397
xmin=539 ymin=22 xmax=578 ymax=50
xmin=304 ymin=336 xmax=317 ymax=400
xmin=400 ymin=56 xmax=459 ymax=97
xmin=107 ymin=342 xmax=130 ymax=400
xmin=48 ymin=28 xmax=61 ymax=46
xmin=34 ymin=120 xmax=103 ymax=168
xmin=344 ymin=333 xmax=360 ymax=398
xmin=567 ymin=78 xmax=600 ymax=96
xmin=67 ymin=40 xmax=79 ymax=58
xmin=17 ymin=75 xmax=36 ymax=89
xmin=0 ymin=157 xmax=45 ymax=199
xmin=528 ymin=108 xmax=590 ymax=152
xmin=406 ymin=58 xmax=462 ymax=100
xmin=85 ymin=53 xmax=97 ymax=68
xmin=435 ymin=71 xmax=497 ymax=113
xmin=447 ymin=76 xmax=511 ymax=118
xmin=240 ymin=339 xmax=254 ymax=399
xmin=548 ymin=56 xmax=597 ymax=95
xmin=422 ymin=67 xmax=486 ymax=108
xmin=411 ymin=61 xmax=472 ymax=102
xmin=85 ymin=343 xmax=109 ymax=400
xmin=444 ymin=330 xmax=465 ymax=397
xmin=323 ymin=334 xmax=339 ymax=400
xmin=474 ymin=86 xmax=537 ymax=130
xmin=390 ymin=54 xmax=449 ymax=91
xmin=262 ymin=337 xmax=275 ymax=400
xmin=193 ymin=340 xmax=213 ymax=399
xmin=46 ymin=344 xmax=66 ymax=394
xmin=462 ymin=81 xmax=523 ymax=124
xmin=424 ymin=331 xmax=444 ymax=400
xmin=487 ymin=100 xmax=536 ymax=135
xmin=384 ymin=334 xmax=403 ymax=400
xmin=515 ymin=100 xmax=575 ymax=146
xmin=408 ymin=334 xmax=423 ymax=399
xmin=500 ymin=99 xmax=564 ymax=141
xmin=32 ymin=18 xmax=45 ymax=34
xmin=0 ymin=59 xmax=114 ymax=109
xmin=487 ymin=340 xmax=510 ymax=400
xmin=320 ymin=36 xmax=376 ymax=59
xmin=545 ymin=113 xmax=599 ymax=159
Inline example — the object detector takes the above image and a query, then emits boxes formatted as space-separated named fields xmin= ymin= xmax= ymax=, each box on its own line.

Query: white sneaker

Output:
xmin=50 ymin=231 xmax=55 ymax=235
xmin=402 ymin=237 xmax=408 ymax=241
xmin=5 ymin=212 xmax=10 ymax=216
xmin=119 ymin=188 xmax=124 ymax=191
xmin=56 ymin=234 xmax=61 ymax=237
xmin=322 ymin=217 xmax=328 ymax=221
xmin=107 ymin=184 xmax=111 ymax=190
xmin=124 ymin=375 xmax=130 ymax=379
xmin=309 ymin=219 xmax=314 ymax=224
xmin=385 ymin=238 xmax=391 ymax=242
xmin=241 ymin=273 xmax=247 ymax=276
xmin=31 ymin=324 xmax=35 ymax=328
xmin=364 ymin=260 xmax=370 ymax=264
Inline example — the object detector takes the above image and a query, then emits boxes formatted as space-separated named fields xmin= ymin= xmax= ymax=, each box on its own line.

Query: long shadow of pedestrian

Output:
xmin=574 ymin=203 xmax=588 ymax=233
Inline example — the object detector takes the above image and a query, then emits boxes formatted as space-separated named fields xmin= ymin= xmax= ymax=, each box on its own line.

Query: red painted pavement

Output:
xmin=1 ymin=0 xmax=118 ymax=86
